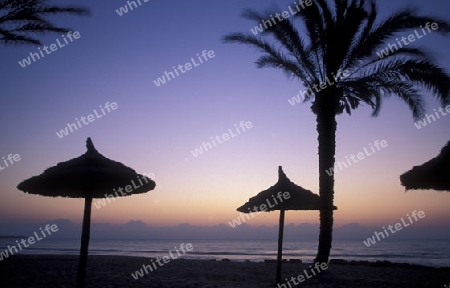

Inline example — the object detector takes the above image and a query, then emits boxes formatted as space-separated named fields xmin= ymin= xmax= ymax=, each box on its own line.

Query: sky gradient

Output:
xmin=1 ymin=0 xmax=449 ymax=234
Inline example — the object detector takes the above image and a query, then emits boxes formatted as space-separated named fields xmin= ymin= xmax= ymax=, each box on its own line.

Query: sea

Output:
xmin=1 ymin=238 xmax=449 ymax=268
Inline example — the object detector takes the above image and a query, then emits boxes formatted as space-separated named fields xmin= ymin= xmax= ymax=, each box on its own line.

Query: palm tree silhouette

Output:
xmin=0 ymin=0 xmax=89 ymax=46
xmin=223 ymin=0 xmax=450 ymax=263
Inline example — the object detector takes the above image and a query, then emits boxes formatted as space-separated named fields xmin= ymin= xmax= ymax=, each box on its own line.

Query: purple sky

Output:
xmin=0 ymin=0 xmax=449 ymax=235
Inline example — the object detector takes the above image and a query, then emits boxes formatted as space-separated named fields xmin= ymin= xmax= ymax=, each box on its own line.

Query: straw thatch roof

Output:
xmin=17 ymin=137 xmax=156 ymax=288
xmin=236 ymin=166 xmax=336 ymax=285
xmin=400 ymin=141 xmax=450 ymax=191
xmin=18 ymin=138 xmax=155 ymax=198
xmin=237 ymin=166 xmax=337 ymax=212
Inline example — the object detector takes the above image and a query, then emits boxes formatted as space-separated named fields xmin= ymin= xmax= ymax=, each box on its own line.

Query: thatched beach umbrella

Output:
xmin=17 ymin=138 xmax=156 ymax=288
xmin=237 ymin=166 xmax=337 ymax=285
xmin=400 ymin=141 xmax=450 ymax=191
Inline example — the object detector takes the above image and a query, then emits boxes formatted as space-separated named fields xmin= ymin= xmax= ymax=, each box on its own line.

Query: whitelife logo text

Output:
xmin=18 ymin=31 xmax=81 ymax=68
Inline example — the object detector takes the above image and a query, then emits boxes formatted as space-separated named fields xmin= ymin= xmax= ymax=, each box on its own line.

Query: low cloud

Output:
xmin=1 ymin=220 xmax=449 ymax=240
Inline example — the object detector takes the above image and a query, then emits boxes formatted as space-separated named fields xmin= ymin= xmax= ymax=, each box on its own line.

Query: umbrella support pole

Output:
xmin=77 ymin=196 xmax=92 ymax=288
xmin=276 ymin=209 xmax=285 ymax=285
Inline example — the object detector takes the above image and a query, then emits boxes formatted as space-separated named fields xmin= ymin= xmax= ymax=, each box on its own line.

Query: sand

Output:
xmin=0 ymin=255 xmax=449 ymax=288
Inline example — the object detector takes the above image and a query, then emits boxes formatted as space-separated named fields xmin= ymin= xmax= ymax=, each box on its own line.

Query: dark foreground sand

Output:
xmin=0 ymin=255 xmax=449 ymax=288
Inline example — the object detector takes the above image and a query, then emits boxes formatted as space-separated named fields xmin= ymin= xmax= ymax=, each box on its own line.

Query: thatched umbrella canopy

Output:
xmin=17 ymin=138 xmax=156 ymax=288
xmin=400 ymin=141 xmax=450 ymax=191
xmin=237 ymin=166 xmax=337 ymax=285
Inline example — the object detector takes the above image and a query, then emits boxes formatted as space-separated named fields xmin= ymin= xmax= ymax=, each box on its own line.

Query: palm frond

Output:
xmin=0 ymin=0 xmax=89 ymax=46
xmin=348 ymin=8 xmax=450 ymax=65
xmin=224 ymin=0 xmax=449 ymax=119
xmin=223 ymin=32 xmax=316 ymax=84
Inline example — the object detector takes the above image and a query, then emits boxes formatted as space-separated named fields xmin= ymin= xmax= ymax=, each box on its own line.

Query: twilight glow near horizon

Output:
xmin=0 ymin=0 xmax=449 ymax=232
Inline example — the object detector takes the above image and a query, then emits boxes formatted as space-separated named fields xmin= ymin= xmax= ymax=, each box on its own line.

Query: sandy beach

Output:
xmin=0 ymin=255 xmax=449 ymax=288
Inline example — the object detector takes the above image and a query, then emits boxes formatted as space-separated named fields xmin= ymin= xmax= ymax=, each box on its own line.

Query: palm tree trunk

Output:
xmin=314 ymin=93 xmax=337 ymax=264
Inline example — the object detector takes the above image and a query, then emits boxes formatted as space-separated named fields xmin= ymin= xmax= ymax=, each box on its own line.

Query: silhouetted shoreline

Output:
xmin=0 ymin=254 xmax=448 ymax=287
